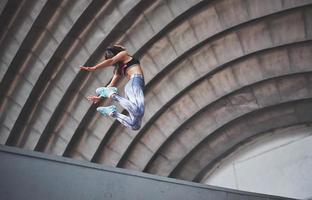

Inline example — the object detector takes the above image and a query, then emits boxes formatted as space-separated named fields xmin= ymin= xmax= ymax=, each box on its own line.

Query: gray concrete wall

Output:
xmin=0 ymin=1 xmax=312 ymax=199
xmin=202 ymin=124 xmax=312 ymax=199
xmin=0 ymin=145 xmax=294 ymax=200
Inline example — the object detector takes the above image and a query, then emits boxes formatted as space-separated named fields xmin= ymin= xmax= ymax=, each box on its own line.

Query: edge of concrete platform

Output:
xmin=0 ymin=145 xmax=296 ymax=200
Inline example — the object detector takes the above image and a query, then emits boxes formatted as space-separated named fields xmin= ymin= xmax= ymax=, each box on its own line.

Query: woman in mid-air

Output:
xmin=80 ymin=45 xmax=144 ymax=130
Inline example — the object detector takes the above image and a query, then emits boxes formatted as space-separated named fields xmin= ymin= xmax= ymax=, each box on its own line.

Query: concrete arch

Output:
xmin=143 ymin=72 xmax=312 ymax=177
xmin=28 ymin=0 xmax=205 ymax=158
xmin=125 ymin=41 xmax=309 ymax=170
xmin=4 ymin=0 xmax=151 ymax=154
xmin=33 ymin=0 xmax=152 ymax=155
xmin=0 ymin=0 xmax=26 ymax=46
xmin=0 ymin=0 xmax=61 ymax=143
xmin=3 ymin=0 xmax=104 ymax=147
xmin=59 ymin=1 xmax=211 ymax=160
xmin=67 ymin=0 xmax=219 ymax=161
xmin=120 ymin=41 xmax=312 ymax=171
xmin=111 ymin=10 xmax=310 ymax=169
xmin=200 ymin=123 xmax=312 ymax=198
xmin=169 ymin=99 xmax=312 ymax=181
xmin=91 ymin=4 xmax=312 ymax=167
xmin=0 ymin=3 xmax=311 ymax=198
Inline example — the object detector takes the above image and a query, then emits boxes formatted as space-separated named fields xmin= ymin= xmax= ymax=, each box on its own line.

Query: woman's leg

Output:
xmin=111 ymin=93 xmax=137 ymax=119
xmin=111 ymin=112 xmax=137 ymax=129
xmin=111 ymin=75 xmax=145 ymax=130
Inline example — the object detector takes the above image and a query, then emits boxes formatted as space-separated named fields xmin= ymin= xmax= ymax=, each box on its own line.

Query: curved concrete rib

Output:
xmin=123 ymin=41 xmax=312 ymax=172
xmin=0 ymin=0 xmax=27 ymax=47
xmin=0 ymin=0 xmax=43 ymax=83
xmin=34 ymin=0 xmax=154 ymax=156
xmin=67 ymin=0 xmax=211 ymax=161
xmin=4 ymin=0 xmax=144 ymax=151
xmin=112 ymin=6 xmax=310 ymax=169
xmin=27 ymin=0 xmax=149 ymax=156
xmin=143 ymin=72 xmax=312 ymax=177
xmin=127 ymin=41 xmax=309 ymax=171
xmin=65 ymin=0 xmax=312 ymax=164
xmin=91 ymin=0 xmax=224 ymax=164
xmin=91 ymin=2 xmax=312 ymax=166
xmin=4 ymin=0 xmax=103 ymax=148
xmin=197 ymin=123 xmax=312 ymax=183
xmin=0 ymin=0 xmax=63 ymax=144
xmin=169 ymin=99 xmax=312 ymax=181
xmin=0 ymin=0 xmax=311 ymax=176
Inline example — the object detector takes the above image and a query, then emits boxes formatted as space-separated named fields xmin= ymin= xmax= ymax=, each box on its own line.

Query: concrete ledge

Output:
xmin=0 ymin=145 xmax=294 ymax=200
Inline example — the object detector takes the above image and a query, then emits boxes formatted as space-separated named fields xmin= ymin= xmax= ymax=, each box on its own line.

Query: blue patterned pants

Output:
xmin=111 ymin=74 xmax=145 ymax=130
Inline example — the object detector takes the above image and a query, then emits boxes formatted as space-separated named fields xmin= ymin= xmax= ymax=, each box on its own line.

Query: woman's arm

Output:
xmin=95 ymin=51 xmax=127 ymax=69
xmin=108 ymin=73 xmax=122 ymax=87
xmin=80 ymin=51 xmax=128 ymax=71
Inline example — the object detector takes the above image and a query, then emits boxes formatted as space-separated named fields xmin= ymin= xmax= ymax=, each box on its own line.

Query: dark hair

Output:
xmin=105 ymin=45 xmax=126 ymax=75
xmin=104 ymin=45 xmax=125 ymax=59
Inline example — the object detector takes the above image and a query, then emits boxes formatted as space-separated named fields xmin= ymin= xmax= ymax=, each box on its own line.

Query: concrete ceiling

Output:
xmin=0 ymin=0 xmax=312 ymax=183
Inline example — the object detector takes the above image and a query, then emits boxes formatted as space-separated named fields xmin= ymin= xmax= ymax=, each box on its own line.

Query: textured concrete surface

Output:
xmin=104 ymin=7 xmax=311 ymax=171
xmin=0 ymin=145 xmax=294 ymax=200
xmin=0 ymin=0 xmax=312 ymax=199
xmin=145 ymin=73 xmax=312 ymax=176
xmin=203 ymin=124 xmax=312 ymax=199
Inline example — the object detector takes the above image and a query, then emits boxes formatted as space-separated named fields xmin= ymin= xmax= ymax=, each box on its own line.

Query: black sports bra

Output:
xmin=114 ymin=57 xmax=140 ymax=76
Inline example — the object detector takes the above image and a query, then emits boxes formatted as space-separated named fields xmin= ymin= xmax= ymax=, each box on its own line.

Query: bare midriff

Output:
xmin=125 ymin=64 xmax=144 ymax=79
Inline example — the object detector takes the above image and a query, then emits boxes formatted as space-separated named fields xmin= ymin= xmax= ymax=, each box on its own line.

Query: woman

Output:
xmin=80 ymin=45 xmax=145 ymax=130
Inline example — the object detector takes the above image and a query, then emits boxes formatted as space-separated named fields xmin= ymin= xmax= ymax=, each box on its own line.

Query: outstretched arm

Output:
xmin=108 ymin=73 xmax=121 ymax=87
xmin=80 ymin=51 xmax=128 ymax=71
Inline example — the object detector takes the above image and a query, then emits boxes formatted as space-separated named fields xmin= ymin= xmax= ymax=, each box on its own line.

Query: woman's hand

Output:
xmin=87 ymin=95 xmax=101 ymax=104
xmin=80 ymin=66 xmax=97 ymax=72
